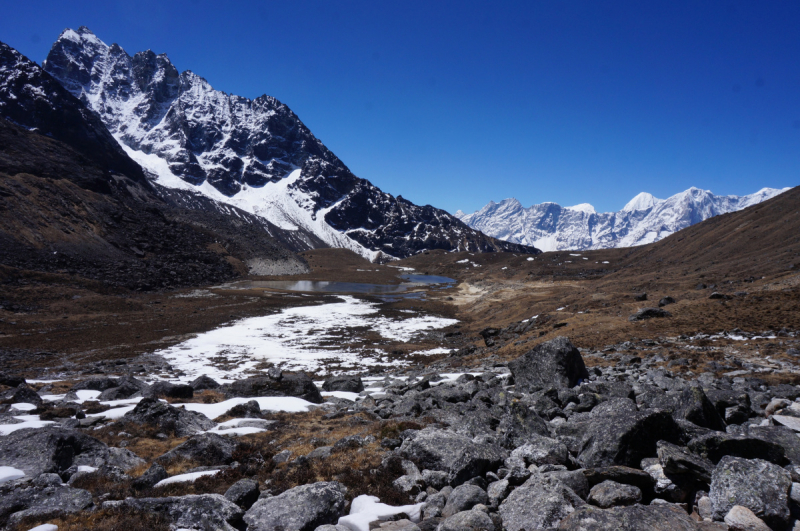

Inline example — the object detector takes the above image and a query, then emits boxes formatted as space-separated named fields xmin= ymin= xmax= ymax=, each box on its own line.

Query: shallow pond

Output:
xmin=217 ymin=274 xmax=454 ymax=296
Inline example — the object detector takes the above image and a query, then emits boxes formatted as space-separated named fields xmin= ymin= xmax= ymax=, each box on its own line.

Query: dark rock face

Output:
xmin=190 ymin=375 xmax=220 ymax=390
xmin=224 ymin=373 xmax=323 ymax=404
xmin=642 ymin=386 xmax=726 ymax=431
xmin=146 ymin=381 xmax=194 ymax=399
xmin=0 ymin=40 xmax=146 ymax=185
xmin=575 ymin=409 xmax=681 ymax=468
xmin=687 ymin=432 xmax=789 ymax=466
xmin=496 ymin=401 xmax=550 ymax=448
xmin=628 ymin=308 xmax=671 ymax=321
xmin=243 ymin=481 xmax=347 ymax=531
xmin=557 ymin=503 xmax=699 ymax=530
xmin=43 ymin=27 xmax=538 ymax=261
xmin=587 ymin=480 xmax=642 ymax=508
xmin=442 ymin=484 xmax=489 ymax=517
xmin=508 ymin=337 xmax=590 ymax=391
xmin=0 ymin=427 xmax=108 ymax=477
xmin=123 ymin=397 xmax=215 ymax=437
xmin=156 ymin=433 xmax=238 ymax=467
xmin=322 ymin=376 xmax=364 ymax=393
xmin=132 ymin=463 xmax=168 ymax=491
xmin=109 ymin=494 xmax=244 ymax=531
xmin=224 ymin=478 xmax=260 ymax=509
xmin=3 ymin=384 xmax=42 ymax=406
xmin=656 ymin=441 xmax=714 ymax=484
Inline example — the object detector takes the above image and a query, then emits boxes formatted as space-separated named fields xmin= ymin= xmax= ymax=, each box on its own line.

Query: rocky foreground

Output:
xmin=2 ymin=336 xmax=800 ymax=530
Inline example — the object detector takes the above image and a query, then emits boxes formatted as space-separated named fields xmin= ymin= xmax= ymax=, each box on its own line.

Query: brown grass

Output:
xmin=14 ymin=507 xmax=170 ymax=531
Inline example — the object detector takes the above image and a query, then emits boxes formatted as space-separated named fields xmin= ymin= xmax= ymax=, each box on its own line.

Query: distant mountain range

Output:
xmin=41 ymin=26 xmax=535 ymax=261
xmin=455 ymin=187 xmax=790 ymax=252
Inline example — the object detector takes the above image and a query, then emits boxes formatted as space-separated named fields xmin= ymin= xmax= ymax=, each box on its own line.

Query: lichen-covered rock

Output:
xmin=437 ymin=509 xmax=495 ymax=531
xmin=576 ymin=409 xmax=681 ymax=468
xmin=156 ymin=432 xmax=238 ymax=466
xmin=322 ymin=376 xmax=364 ymax=393
xmin=244 ymin=481 xmax=346 ymax=531
xmin=224 ymin=478 xmax=260 ymax=509
xmin=723 ymin=505 xmax=771 ymax=531
xmin=498 ymin=476 xmax=585 ymax=531
xmin=1 ymin=484 xmax=93 ymax=527
xmin=507 ymin=436 xmax=569 ymax=468
xmin=642 ymin=387 xmax=725 ymax=431
xmin=587 ymin=480 xmax=641 ymax=508
xmin=656 ymin=441 xmax=714 ymax=484
xmin=442 ymin=484 xmax=489 ymax=517
xmin=225 ymin=373 xmax=323 ymax=403
xmin=109 ymin=494 xmax=244 ymax=531
xmin=508 ymin=337 xmax=589 ymax=391
xmin=123 ymin=397 xmax=216 ymax=437
xmin=687 ymin=432 xmax=788 ymax=466
xmin=0 ymin=427 xmax=108 ymax=477
xmin=557 ymin=503 xmax=698 ymax=530
xmin=397 ymin=428 xmax=506 ymax=486
xmin=496 ymin=401 xmax=549 ymax=448
xmin=709 ymin=456 xmax=792 ymax=528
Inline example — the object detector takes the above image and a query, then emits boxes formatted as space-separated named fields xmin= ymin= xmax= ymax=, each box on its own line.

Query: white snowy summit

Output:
xmin=42 ymin=27 xmax=533 ymax=261
xmin=456 ymin=186 xmax=790 ymax=252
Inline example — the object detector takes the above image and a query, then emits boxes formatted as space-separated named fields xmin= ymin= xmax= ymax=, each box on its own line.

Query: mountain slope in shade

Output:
xmin=456 ymin=186 xmax=790 ymax=252
xmin=44 ymin=27 xmax=536 ymax=261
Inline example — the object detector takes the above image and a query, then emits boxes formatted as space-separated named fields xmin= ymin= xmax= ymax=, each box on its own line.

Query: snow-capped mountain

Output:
xmin=455 ymin=187 xmax=790 ymax=252
xmin=43 ymin=27 xmax=534 ymax=261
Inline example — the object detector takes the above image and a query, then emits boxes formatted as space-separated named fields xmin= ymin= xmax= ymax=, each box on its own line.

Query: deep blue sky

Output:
xmin=1 ymin=1 xmax=798 ymax=213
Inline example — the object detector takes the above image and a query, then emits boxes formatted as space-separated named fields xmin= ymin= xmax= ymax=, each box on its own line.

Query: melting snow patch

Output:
xmin=0 ymin=466 xmax=25 ymax=484
xmin=27 ymin=525 xmax=58 ymax=531
xmin=154 ymin=470 xmax=220 ymax=487
xmin=557 ymin=307 xmax=566 ymax=311
xmin=337 ymin=494 xmax=423 ymax=531
xmin=0 ymin=415 xmax=55 ymax=436
xmin=527 ymin=257 xmax=534 ymax=261
xmin=153 ymin=296 xmax=457 ymax=380
xmin=456 ymin=259 xmax=469 ymax=264
xmin=179 ymin=397 xmax=314 ymax=419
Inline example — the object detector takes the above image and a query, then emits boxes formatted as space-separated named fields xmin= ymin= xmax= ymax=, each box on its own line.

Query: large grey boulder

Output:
xmin=3 ymin=384 xmax=43 ymax=406
xmin=709 ymin=456 xmax=792 ymax=528
xmin=244 ymin=481 xmax=347 ymax=531
xmin=746 ymin=425 xmax=800 ymax=465
xmin=123 ymin=397 xmax=215 ymax=437
xmin=507 ymin=436 xmax=569 ymax=468
xmin=508 ymin=337 xmax=589 ymax=391
xmin=397 ymin=428 xmax=506 ymax=486
xmin=437 ymin=509 xmax=495 ymax=531
xmin=225 ymin=372 xmax=323 ymax=403
xmin=322 ymin=375 xmax=364 ymax=393
xmin=0 ymin=427 xmax=108 ymax=477
xmin=687 ymin=432 xmax=788 ymax=466
xmin=557 ymin=503 xmax=698 ymax=530
xmin=498 ymin=476 xmax=585 ymax=531
xmin=190 ymin=375 xmax=220 ymax=390
xmin=640 ymin=387 xmax=725 ymax=431
xmin=496 ymin=401 xmax=550 ymax=448
xmin=587 ymin=480 xmax=641 ymax=508
xmin=576 ymin=409 xmax=681 ymax=468
xmin=225 ymin=478 xmax=260 ymax=509
xmin=109 ymin=494 xmax=244 ymax=531
xmin=107 ymin=446 xmax=146 ymax=471
xmin=156 ymin=432 xmax=238 ymax=466
xmin=2 ymin=484 xmax=93 ymax=527
xmin=656 ymin=441 xmax=714 ymax=484
xmin=723 ymin=505 xmax=771 ymax=531
xmin=442 ymin=484 xmax=489 ymax=517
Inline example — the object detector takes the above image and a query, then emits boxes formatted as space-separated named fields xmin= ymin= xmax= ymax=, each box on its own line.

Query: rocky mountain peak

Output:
xmin=42 ymin=27 xmax=535 ymax=260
